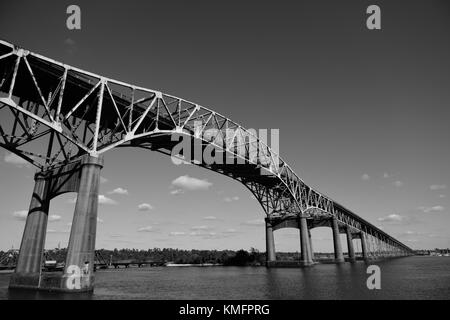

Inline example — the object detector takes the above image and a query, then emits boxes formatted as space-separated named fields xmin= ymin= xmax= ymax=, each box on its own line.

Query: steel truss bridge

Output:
xmin=0 ymin=40 xmax=413 ymax=292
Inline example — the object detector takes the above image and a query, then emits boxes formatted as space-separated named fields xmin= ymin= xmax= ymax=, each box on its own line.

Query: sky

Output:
xmin=0 ymin=0 xmax=449 ymax=253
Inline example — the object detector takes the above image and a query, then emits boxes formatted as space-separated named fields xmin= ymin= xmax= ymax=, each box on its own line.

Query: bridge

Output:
xmin=0 ymin=39 xmax=413 ymax=292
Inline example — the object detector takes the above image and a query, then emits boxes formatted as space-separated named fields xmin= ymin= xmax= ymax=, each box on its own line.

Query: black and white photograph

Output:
xmin=0 ymin=0 xmax=449 ymax=308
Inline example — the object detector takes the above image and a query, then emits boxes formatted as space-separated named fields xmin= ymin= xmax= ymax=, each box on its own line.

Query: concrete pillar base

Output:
xmin=8 ymin=272 xmax=40 ymax=290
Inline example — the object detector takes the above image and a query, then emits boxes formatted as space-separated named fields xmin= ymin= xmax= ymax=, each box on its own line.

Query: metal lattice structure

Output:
xmin=0 ymin=39 xmax=412 ymax=254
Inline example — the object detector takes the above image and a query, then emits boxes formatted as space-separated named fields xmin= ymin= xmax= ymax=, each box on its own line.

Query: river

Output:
xmin=1 ymin=256 xmax=449 ymax=299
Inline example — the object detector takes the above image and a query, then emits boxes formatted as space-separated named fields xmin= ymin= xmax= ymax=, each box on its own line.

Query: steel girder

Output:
xmin=0 ymin=40 xmax=413 ymax=254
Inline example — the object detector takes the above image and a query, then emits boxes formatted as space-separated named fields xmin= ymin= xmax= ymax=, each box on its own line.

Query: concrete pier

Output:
xmin=60 ymin=155 xmax=103 ymax=292
xmin=299 ymin=217 xmax=313 ymax=266
xmin=308 ymin=229 xmax=314 ymax=261
xmin=265 ymin=219 xmax=276 ymax=265
xmin=9 ymin=174 xmax=49 ymax=289
xmin=9 ymin=154 xmax=103 ymax=293
xmin=360 ymin=232 xmax=368 ymax=260
xmin=346 ymin=227 xmax=355 ymax=262
xmin=331 ymin=217 xmax=344 ymax=263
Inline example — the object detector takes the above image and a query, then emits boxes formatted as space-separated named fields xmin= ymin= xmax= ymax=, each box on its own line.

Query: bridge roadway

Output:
xmin=0 ymin=40 xmax=413 ymax=293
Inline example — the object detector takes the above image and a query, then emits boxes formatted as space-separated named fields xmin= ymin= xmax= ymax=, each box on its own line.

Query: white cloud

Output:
xmin=12 ymin=210 xmax=28 ymax=221
xmin=138 ymin=226 xmax=156 ymax=232
xmin=190 ymin=225 xmax=211 ymax=231
xmin=108 ymin=187 xmax=129 ymax=195
xmin=242 ymin=219 xmax=265 ymax=226
xmin=100 ymin=176 xmax=108 ymax=184
xmin=69 ymin=195 xmax=117 ymax=205
xmin=98 ymin=195 xmax=118 ymax=205
xmin=48 ymin=215 xmax=61 ymax=222
xmin=138 ymin=203 xmax=153 ymax=211
xmin=223 ymin=228 xmax=238 ymax=234
xmin=171 ymin=175 xmax=212 ymax=191
xmin=378 ymin=214 xmax=404 ymax=222
xmin=170 ymin=189 xmax=185 ymax=195
xmin=4 ymin=152 xmax=30 ymax=168
xmin=68 ymin=197 xmax=77 ymax=204
xmin=383 ymin=172 xmax=390 ymax=178
xmin=169 ymin=231 xmax=186 ymax=236
xmin=393 ymin=181 xmax=404 ymax=187
xmin=418 ymin=205 xmax=445 ymax=214
xmin=430 ymin=184 xmax=447 ymax=191
xmin=224 ymin=196 xmax=239 ymax=202
xmin=439 ymin=194 xmax=446 ymax=198
xmin=361 ymin=174 xmax=370 ymax=181
xmin=47 ymin=229 xmax=70 ymax=234
xmin=203 ymin=216 xmax=217 ymax=220
xmin=12 ymin=211 xmax=60 ymax=222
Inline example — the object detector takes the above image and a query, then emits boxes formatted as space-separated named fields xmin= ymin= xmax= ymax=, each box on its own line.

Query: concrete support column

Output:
xmin=361 ymin=232 xmax=368 ymax=260
xmin=265 ymin=219 xmax=276 ymax=265
xmin=308 ymin=229 xmax=314 ymax=261
xmin=10 ymin=174 xmax=49 ymax=289
xmin=346 ymin=227 xmax=355 ymax=262
xmin=332 ymin=217 xmax=344 ymax=263
xmin=299 ymin=217 xmax=313 ymax=266
xmin=61 ymin=155 xmax=103 ymax=292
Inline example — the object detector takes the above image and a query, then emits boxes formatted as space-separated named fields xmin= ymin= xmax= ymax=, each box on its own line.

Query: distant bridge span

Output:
xmin=0 ymin=40 xmax=412 ymax=293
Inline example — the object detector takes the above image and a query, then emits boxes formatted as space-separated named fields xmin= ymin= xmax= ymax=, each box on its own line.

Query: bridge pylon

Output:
xmin=9 ymin=154 xmax=103 ymax=293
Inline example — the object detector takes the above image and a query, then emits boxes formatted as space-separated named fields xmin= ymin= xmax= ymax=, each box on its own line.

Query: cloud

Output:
xmin=430 ymin=184 xmax=447 ymax=191
xmin=223 ymin=228 xmax=238 ymax=234
xmin=12 ymin=210 xmax=28 ymax=221
xmin=361 ymin=174 xmax=370 ymax=181
xmin=4 ymin=152 xmax=30 ymax=168
xmin=393 ymin=181 xmax=404 ymax=187
xmin=69 ymin=195 xmax=117 ymax=205
xmin=169 ymin=231 xmax=186 ymax=236
xmin=100 ymin=176 xmax=108 ymax=184
xmin=418 ymin=205 xmax=445 ymax=214
xmin=12 ymin=211 xmax=60 ymax=222
xmin=203 ymin=216 xmax=217 ymax=220
xmin=439 ymin=194 xmax=446 ymax=198
xmin=383 ymin=172 xmax=390 ymax=178
xmin=47 ymin=229 xmax=70 ymax=234
xmin=170 ymin=189 xmax=185 ymax=195
xmin=171 ymin=175 xmax=212 ymax=191
xmin=190 ymin=225 xmax=212 ymax=231
xmin=138 ymin=226 xmax=156 ymax=232
xmin=242 ymin=219 xmax=265 ymax=226
xmin=224 ymin=196 xmax=239 ymax=202
xmin=108 ymin=187 xmax=129 ymax=195
xmin=48 ymin=215 xmax=62 ymax=222
xmin=138 ymin=203 xmax=153 ymax=211
xmin=378 ymin=214 xmax=404 ymax=222
xmin=98 ymin=195 xmax=118 ymax=205
xmin=402 ymin=230 xmax=419 ymax=236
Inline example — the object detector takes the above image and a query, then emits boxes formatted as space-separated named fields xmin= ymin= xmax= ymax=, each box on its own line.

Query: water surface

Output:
xmin=1 ymin=256 xmax=449 ymax=299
